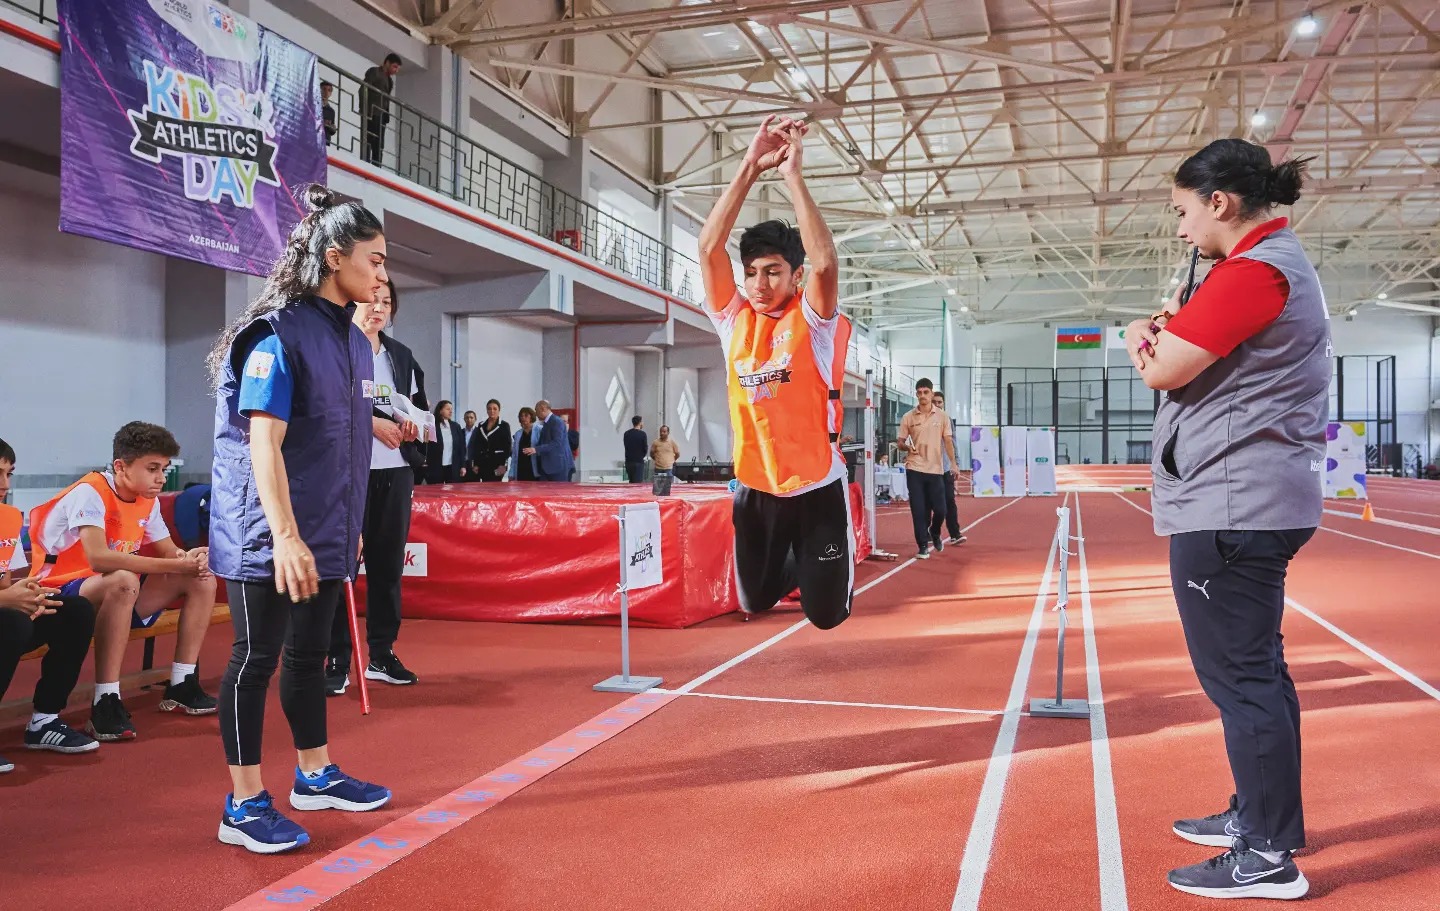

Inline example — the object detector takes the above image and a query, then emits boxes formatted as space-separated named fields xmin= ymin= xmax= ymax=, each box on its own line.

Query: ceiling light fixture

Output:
xmin=1295 ymin=13 xmax=1319 ymax=36
xmin=1250 ymin=112 xmax=1268 ymax=127
xmin=1378 ymin=292 xmax=1388 ymax=300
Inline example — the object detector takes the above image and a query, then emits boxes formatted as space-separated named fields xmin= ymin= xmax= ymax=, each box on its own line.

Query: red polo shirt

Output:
xmin=1163 ymin=217 xmax=1291 ymax=357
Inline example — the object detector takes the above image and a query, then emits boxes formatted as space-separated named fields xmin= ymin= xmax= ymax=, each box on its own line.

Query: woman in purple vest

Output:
xmin=206 ymin=185 xmax=393 ymax=854
xmin=1125 ymin=140 xmax=1329 ymax=901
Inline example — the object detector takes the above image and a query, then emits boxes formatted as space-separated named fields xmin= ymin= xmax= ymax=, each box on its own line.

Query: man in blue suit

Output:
xmin=529 ymin=400 xmax=575 ymax=482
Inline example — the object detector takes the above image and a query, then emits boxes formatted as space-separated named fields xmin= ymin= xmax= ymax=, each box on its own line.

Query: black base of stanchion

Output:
xmin=1028 ymin=697 xmax=1090 ymax=718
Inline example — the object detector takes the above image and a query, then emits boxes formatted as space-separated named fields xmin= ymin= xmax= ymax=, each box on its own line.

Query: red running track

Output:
xmin=3 ymin=492 xmax=1439 ymax=909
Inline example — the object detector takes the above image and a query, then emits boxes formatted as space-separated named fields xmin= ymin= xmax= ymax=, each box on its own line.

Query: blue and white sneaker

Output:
xmin=218 ymin=791 xmax=310 ymax=854
xmin=289 ymin=764 xmax=391 ymax=812
xmin=25 ymin=718 xmax=100 ymax=754
xmin=0 ymin=754 xmax=13 ymax=773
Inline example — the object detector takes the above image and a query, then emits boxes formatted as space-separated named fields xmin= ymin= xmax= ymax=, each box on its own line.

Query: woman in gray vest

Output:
xmin=207 ymin=185 xmax=393 ymax=854
xmin=1124 ymin=139 xmax=1329 ymax=901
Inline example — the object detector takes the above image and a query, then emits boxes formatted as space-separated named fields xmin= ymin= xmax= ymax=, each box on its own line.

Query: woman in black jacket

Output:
xmin=469 ymin=399 xmax=512 ymax=481
xmin=425 ymin=401 xmax=465 ymax=484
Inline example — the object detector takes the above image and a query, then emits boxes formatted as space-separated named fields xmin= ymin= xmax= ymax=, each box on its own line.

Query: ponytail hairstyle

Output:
xmin=206 ymin=184 xmax=384 ymax=387
xmin=1174 ymin=139 xmax=1313 ymax=219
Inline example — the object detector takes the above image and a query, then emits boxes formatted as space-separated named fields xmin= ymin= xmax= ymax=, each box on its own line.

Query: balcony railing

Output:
xmin=2 ymin=0 xmax=703 ymax=304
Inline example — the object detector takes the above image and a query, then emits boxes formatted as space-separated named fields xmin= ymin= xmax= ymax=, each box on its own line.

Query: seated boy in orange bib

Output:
xmin=28 ymin=422 xmax=217 ymax=741
xmin=697 ymin=115 xmax=854 ymax=629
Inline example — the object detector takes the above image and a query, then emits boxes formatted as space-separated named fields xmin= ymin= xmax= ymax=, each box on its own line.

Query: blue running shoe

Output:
xmin=25 ymin=718 xmax=99 ymax=754
xmin=218 ymin=791 xmax=310 ymax=854
xmin=289 ymin=764 xmax=391 ymax=812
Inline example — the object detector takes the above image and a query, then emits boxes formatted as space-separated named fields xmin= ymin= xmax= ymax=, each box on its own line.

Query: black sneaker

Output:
xmin=325 ymin=657 xmax=350 ymax=697
xmin=160 ymin=673 xmax=218 ymax=715
xmin=931 ymin=534 xmax=945 ymax=554
xmin=946 ymin=534 xmax=967 ymax=546
xmin=1174 ymin=794 xmax=1241 ymax=847
xmin=916 ymin=545 xmax=931 ymax=560
xmin=364 ymin=651 xmax=418 ymax=686
xmin=86 ymin=693 xmax=137 ymax=741
xmin=0 ymin=754 xmax=12 ymax=773
xmin=25 ymin=718 xmax=99 ymax=753
xmin=1167 ymin=838 xmax=1309 ymax=900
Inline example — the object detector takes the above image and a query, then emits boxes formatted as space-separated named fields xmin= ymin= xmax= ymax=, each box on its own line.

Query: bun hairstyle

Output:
xmin=207 ymin=184 xmax=383 ymax=387
xmin=1174 ymin=139 xmax=1312 ymax=217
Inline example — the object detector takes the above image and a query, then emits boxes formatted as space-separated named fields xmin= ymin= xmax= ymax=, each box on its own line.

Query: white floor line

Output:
xmin=1112 ymin=494 xmax=1440 ymax=705
xmin=674 ymin=495 xmax=1025 ymax=695
xmin=1323 ymin=508 xmax=1440 ymax=536
xmin=950 ymin=495 xmax=1063 ymax=911
xmin=1318 ymin=524 xmax=1440 ymax=560
xmin=1074 ymin=499 xmax=1129 ymax=911
xmin=1284 ymin=597 xmax=1440 ymax=704
xmin=651 ymin=690 xmax=1008 ymax=717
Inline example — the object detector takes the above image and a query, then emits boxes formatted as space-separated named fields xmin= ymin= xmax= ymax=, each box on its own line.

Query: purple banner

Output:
xmin=59 ymin=0 xmax=326 ymax=276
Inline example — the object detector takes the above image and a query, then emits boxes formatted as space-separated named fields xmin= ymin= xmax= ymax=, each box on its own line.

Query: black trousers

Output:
xmin=941 ymin=471 xmax=961 ymax=538
xmin=1170 ymin=528 xmax=1315 ymax=853
xmin=221 ymin=580 xmax=339 ymax=766
xmin=905 ymin=470 xmax=946 ymax=549
xmin=331 ymin=468 xmax=412 ymax=664
xmin=626 ymin=461 xmax=646 ymax=483
xmin=733 ymin=477 xmax=852 ymax=630
xmin=363 ymin=114 xmax=385 ymax=166
xmin=0 ymin=597 xmax=96 ymax=715
xmin=426 ymin=463 xmax=459 ymax=485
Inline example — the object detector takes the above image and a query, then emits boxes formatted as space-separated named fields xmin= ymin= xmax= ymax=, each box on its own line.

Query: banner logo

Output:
xmin=128 ymin=60 xmax=280 ymax=208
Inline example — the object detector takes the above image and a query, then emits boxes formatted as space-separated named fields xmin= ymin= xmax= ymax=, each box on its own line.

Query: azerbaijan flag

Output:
xmin=1056 ymin=326 xmax=1102 ymax=350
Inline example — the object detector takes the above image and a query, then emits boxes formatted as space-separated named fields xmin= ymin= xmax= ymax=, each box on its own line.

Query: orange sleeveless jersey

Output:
xmin=721 ymin=292 xmax=852 ymax=495
xmin=27 ymin=473 xmax=155 ymax=585
xmin=0 ymin=504 xmax=21 ymax=571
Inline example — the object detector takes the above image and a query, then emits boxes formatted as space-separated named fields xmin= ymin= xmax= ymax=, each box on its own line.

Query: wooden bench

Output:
xmin=1 ymin=602 xmax=231 ymax=721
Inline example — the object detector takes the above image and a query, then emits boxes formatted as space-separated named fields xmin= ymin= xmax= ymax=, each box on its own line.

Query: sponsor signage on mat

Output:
xmin=358 ymin=543 xmax=428 ymax=577
xmin=58 ymin=0 xmax=327 ymax=275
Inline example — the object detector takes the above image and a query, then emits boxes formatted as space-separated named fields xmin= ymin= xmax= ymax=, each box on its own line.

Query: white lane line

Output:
xmin=1323 ymin=508 xmax=1440 ymax=536
xmin=674 ymin=496 xmax=1026 ymax=695
xmin=1285 ymin=597 xmax=1440 ymax=704
xmin=1111 ymin=493 xmax=1440 ymax=705
xmin=1318 ymin=525 xmax=1440 ymax=560
xmin=950 ymin=495 xmax=1064 ymax=911
xmin=1074 ymin=498 xmax=1129 ymax=911
xmin=652 ymin=690 xmax=1008 ymax=717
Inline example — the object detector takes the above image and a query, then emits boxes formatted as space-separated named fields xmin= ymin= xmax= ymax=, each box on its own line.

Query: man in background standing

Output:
xmin=461 ymin=410 xmax=479 ymax=478
xmin=623 ymin=416 xmax=648 ymax=483
xmin=930 ymin=391 xmax=966 ymax=546
xmin=650 ymin=425 xmax=680 ymax=478
xmin=527 ymin=400 xmax=575 ymax=482
xmin=361 ymin=53 xmax=401 ymax=167
xmin=898 ymin=378 xmax=957 ymax=559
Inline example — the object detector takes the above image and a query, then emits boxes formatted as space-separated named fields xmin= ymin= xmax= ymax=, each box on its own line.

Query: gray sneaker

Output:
xmin=1167 ymin=838 xmax=1308 ymax=900
xmin=1173 ymin=794 xmax=1241 ymax=847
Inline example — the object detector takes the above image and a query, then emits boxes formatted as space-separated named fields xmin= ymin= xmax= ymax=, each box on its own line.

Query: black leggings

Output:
xmin=0 ymin=597 xmax=97 ymax=714
xmin=220 ymin=580 xmax=339 ymax=766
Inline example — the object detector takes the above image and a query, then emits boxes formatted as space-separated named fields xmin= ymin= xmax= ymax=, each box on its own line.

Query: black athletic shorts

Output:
xmin=732 ymin=476 xmax=853 ymax=630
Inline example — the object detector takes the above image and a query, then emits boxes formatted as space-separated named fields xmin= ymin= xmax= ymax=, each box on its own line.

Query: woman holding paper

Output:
xmin=324 ymin=278 xmax=427 ymax=695
xmin=206 ymin=185 xmax=392 ymax=854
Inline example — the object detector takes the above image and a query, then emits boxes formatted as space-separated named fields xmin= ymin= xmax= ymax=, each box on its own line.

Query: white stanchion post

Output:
xmin=864 ymin=370 xmax=899 ymax=562
xmin=594 ymin=503 xmax=664 ymax=693
xmin=1029 ymin=505 xmax=1090 ymax=718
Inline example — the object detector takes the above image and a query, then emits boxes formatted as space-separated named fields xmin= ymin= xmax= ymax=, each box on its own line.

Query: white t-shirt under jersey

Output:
xmin=370 ymin=347 xmax=413 ymax=471
xmin=33 ymin=472 xmax=170 ymax=557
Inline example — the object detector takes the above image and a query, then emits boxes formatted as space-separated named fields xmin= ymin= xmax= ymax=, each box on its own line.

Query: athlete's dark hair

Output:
xmin=1175 ymin=139 xmax=1312 ymax=218
xmin=207 ymin=185 xmax=384 ymax=387
xmin=487 ymin=399 xmax=501 ymax=410
xmin=0 ymin=437 xmax=14 ymax=465
xmin=916 ymin=378 xmax=934 ymax=391
xmin=434 ymin=400 xmax=453 ymax=418
xmin=113 ymin=422 xmax=180 ymax=463
xmin=383 ymin=53 xmax=403 ymax=66
xmin=631 ymin=416 xmax=643 ymax=427
xmin=517 ymin=406 xmax=537 ymax=422
xmin=739 ymin=220 xmax=805 ymax=270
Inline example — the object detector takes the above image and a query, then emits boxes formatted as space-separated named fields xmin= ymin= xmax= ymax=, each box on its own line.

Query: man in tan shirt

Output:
xmin=898 ymin=378 xmax=957 ymax=558
xmin=649 ymin=425 xmax=680 ymax=474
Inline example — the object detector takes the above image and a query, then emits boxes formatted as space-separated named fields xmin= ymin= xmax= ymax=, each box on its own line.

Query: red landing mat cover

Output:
xmin=357 ymin=482 xmax=871 ymax=629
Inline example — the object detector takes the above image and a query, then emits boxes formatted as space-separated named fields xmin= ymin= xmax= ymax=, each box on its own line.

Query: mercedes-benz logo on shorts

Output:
xmin=821 ymin=543 xmax=842 ymax=561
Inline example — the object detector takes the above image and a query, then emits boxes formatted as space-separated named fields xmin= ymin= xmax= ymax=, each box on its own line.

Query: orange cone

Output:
xmin=1361 ymin=501 xmax=1375 ymax=522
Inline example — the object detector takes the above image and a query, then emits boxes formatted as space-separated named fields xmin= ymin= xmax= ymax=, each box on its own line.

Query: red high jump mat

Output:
xmin=355 ymin=482 xmax=871 ymax=629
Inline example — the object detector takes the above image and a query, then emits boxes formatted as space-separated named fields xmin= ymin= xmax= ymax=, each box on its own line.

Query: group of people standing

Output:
xmin=425 ymin=400 xmax=575 ymax=484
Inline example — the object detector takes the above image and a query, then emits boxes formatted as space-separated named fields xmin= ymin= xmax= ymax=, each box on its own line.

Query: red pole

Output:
xmin=344 ymin=581 xmax=371 ymax=716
